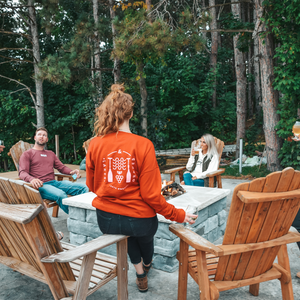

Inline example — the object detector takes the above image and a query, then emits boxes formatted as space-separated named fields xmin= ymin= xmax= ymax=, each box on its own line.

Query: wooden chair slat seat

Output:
xmin=170 ymin=167 xmax=300 ymax=300
xmin=0 ymin=177 xmax=128 ymax=300
xmin=164 ymin=137 xmax=225 ymax=188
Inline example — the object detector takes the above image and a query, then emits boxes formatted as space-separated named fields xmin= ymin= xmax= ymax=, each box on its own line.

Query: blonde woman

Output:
xmin=182 ymin=134 xmax=219 ymax=187
xmin=86 ymin=84 xmax=197 ymax=293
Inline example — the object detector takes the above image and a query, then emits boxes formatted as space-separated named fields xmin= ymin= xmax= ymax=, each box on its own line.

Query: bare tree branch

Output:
xmin=0 ymin=47 xmax=33 ymax=52
xmin=9 ymin=88 xmax=28 ymax=95
xmin=0 ymin=74 xmax=36 ymax=106
xmin=0 ymin=55 xmax=32 ymax=63
xmin=0 ymin=30 xmax=32 ymax=41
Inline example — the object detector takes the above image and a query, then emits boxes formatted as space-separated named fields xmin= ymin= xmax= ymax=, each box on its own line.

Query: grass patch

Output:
xmin=222 ymin=164 xmax=271 ymax=179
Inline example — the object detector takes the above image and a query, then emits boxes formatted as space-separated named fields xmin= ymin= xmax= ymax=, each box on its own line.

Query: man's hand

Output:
xmin=30 ymin=178 xmax=43 ymax=189
xmin=0 ymin=145 xmax=5 ymax=153
xmin=70 ymin=169 xmax=80 ymax=179
xmin=192 ymin=176 xmax=197 ymax=180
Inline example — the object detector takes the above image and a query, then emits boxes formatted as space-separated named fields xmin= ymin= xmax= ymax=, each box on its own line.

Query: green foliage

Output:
xmin=264 ymin=0 xmax=300 ymax=168
xmin=223 ymin=164 xmax=271 ymax=178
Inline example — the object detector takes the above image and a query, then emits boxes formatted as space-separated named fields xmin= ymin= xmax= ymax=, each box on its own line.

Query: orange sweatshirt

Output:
xmin=86 ymin=132 xmax=185 ymax=223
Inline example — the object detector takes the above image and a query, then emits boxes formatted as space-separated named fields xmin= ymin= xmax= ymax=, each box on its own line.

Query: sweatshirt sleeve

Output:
xmin=19 ymin=151 xmax=36 ymax=183
xmin=197 ymin=154 xmax=219 ymax=179
xmin=138 ymin=144 xmax=185 ymax=223
xmin=86 ymin=143 xmax=95 ymax=192
xmin=186 ymin=154 xmax=195 ymax=170
xmin=53 ymin=154 xmax=72 ymax=175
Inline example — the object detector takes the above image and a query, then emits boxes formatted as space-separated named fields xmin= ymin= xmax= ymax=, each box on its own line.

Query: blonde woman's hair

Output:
xmin=202 ymin=134 xmax=219 ymax=159
xmin=94 ymin=84 xmax=134 ymax=137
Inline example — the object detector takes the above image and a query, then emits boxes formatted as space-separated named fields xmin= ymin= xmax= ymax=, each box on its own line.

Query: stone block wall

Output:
xmin=152 ymin=197 xmax=227 ymax=272
xmin=67 ymin=196 xmax=227 ymax=273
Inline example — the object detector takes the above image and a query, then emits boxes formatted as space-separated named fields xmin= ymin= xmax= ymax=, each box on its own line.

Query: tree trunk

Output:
xmin=247 ymin=8 xmax=253 ymax=119
xmin=28 ymin=0 xmax=44 ymax=128
xmin=93 ymin=0 xmax=103 ymax=102
xmin=202 ymin=0 xmax=207 ymax=40
xmin=232 ymin=1 xmax=247 ymax=158
xmin=209 ymin=0 xmax=218 ymax=108
xmin=253 ymin=6 xmax=262 ymax=116
xmin=255 ymin=0 xmax=281 ymax=171
xmin=109 ymin=0 xmax=121 ymax=83
xmin=137 ymin=62 xmax=148 ymax=137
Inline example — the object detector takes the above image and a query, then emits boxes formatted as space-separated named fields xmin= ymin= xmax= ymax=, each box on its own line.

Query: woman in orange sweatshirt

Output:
xmin=86 ymin=84 xmax=196 ymax=293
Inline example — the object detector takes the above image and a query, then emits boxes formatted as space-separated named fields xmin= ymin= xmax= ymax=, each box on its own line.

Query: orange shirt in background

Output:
xmin=86 ymin=132 xmax=185 ymax=223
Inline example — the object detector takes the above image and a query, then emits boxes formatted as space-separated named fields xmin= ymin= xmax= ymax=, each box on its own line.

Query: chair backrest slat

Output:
xmin=0 ymin=177 xmax=75 ymax=281
xmin=215 ymin=168 xmax=300 ymax=282
xmin=9 ymin=141 xmax=33 ymax=171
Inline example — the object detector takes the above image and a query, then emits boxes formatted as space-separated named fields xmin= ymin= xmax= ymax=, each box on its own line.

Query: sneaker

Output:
xmin=136 ymin=273 xmax=148 ymax=292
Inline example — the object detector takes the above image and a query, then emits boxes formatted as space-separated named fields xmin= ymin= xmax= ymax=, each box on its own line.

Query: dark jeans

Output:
xmin=183 ymin=173 xmax=205 ymax=186
xmin=96 ymin=209 xmax=158 ymax=265
xmin=292 ymin=208 xmax=300 ymax=249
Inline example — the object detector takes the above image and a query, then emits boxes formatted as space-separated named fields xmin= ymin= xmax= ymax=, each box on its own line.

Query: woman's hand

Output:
xmin=184 ymin=213 xmax=198 ymax=224
xmin=192 ymin=176 xmax=197 ymax=180
xmin=191 ymin=149 xmax=196 ymax=156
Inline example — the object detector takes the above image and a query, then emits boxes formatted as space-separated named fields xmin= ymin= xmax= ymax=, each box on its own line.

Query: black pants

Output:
xmin=96 ymin=209 xmax=158 ymax=265
xmin=292 ymin=208 xmax=300 ymax=249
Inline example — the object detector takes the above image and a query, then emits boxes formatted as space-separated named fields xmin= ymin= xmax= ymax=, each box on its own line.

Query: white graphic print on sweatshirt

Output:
xmin=102 ymin=149 xmax=136 ymax=190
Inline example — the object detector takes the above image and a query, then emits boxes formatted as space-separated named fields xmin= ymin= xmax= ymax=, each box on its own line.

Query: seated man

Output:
xmin=19 ymin=127 xmax=89 ymax=214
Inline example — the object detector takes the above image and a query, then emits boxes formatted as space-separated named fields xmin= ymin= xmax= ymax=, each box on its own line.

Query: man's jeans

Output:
xmin=39 ymin=180 xmax=89 ymax=214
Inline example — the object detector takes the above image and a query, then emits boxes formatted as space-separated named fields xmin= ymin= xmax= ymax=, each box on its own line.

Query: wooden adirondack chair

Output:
xmin=8 ymin=140 xmax=76 ymax=217
xmin=0 ymin=177 xmax=128 ymax=300
xmin=169 ymin=167 xmax=300 ymax=300
xmin=164 ymin=137 xmax=225 ymax=188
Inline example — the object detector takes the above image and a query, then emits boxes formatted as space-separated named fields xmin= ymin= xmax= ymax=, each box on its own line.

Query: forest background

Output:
xmin=0 ymin=0 xmax=300 ymax=173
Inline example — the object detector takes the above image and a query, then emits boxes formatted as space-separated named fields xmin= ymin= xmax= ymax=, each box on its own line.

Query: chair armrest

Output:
xmin=206 ymin=168 xmax=225 ymax=177
xmin=164 ymin=166 xmax=186 ymax=174
xmin=41 ymin=234 xmax=128 ymax=263
xmin=54 ymin=173 xmax=76 ymax=182
xmin=219 ymin=231 xmax=300 ymax=256
xmin=54 ymin=173 xmax=73 ymax=179
xmin=0 ymin=203 xmax=43 ymax=224
xmin=169 ymin=224 xmax=223 ymax=256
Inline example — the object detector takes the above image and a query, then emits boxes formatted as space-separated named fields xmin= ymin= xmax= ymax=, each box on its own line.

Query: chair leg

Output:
xmin=117 ymin=239 xmax=128 ymax=300
xmin=217 ymin=175 xmax=222 ymax=188
xmin=179 ymin=170 xmax=184 ymax=183
xmin=249 ymin=283 xmax=259 ymax=296
xmin=178 ymin=240 xmax=189 ymax=300
xmin=209 ymin=177 xmax=214 ymax=188
xmin=277 ymin=245 xmax=294 ymax=300
xmin=170 ymin=172 xmax=176 ymax=182
xmin=196 ymin=250 xmax=211 ymax=300
xmin=52 ymin=205 xmax=59 ymax=218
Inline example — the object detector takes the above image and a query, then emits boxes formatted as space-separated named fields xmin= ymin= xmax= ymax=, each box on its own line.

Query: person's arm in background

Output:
xmin=53 ymin=154 xmax=80 ymax=178
xmin=19 ymin=152 xmax=43 ymax=189
xmin=139 ymin=144 xmax=196 ymax=224
xmin=0 ymin=145 xmax=4 ymax=153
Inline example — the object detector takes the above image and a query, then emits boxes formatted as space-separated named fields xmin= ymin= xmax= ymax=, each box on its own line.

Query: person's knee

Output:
xmin=55 ymin=190 xmax=68 ymax=201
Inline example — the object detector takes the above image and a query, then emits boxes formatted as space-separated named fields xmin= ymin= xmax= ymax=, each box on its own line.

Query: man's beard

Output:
xmin=36 ymin=141 xmax=47 ymax=147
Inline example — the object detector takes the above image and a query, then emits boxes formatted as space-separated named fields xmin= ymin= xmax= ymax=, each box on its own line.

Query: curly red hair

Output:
xmin=94 ymin=84 xmax=134 ymax=137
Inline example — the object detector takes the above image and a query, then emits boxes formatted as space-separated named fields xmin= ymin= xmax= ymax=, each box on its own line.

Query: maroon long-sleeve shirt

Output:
xmin=19 ymin=149 xmax=72 ymax=183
